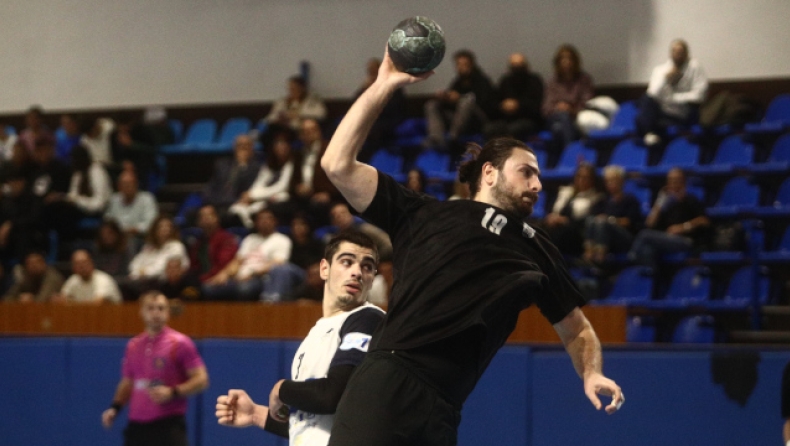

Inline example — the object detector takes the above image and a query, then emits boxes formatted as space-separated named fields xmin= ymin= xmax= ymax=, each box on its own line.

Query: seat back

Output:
xmin=169 ymin=119 xmax=184 ymax=144
xmin=769 ymin=133 xmax=790 ymax=163
xmin=623 ymin=180 xmax=652 ymax=215
xmin=369 ymin=149 xmax=404 ymax=177
xmin=216 ymin=117 xmax=252 ymax=145
xmin=711 ymin=135 xmax=753 ymax=165
xmin=414 ymin=150 xmax=451 ymax=177
xmin=556 ymin=141 xmax=597 ymax=170
xmin=607 ymin=266 xmax=653 ymax=303
xmin=626 ymin=316 xmax=656 ymax=343
xmin=609 ymin=140 xmax=647 ymax=171
xmin=763 ymin=94 xmax=790 ymax=124
xmin=660 ymin=137 xmax=700 ymax=168
xmin=724 ymin=266 xmax=770 ymax=304
xmin=183 ymin=119 xmax=218 ymax=145
xmin=608 ymin=101 xmax=638 ymax=131
xmin=715 ymin=177 xmax=759 ymax=208
xmin=672 ymin=315 xmax=716 ymax=344
xmin=665 ymin=266 xmax=710 ymax=304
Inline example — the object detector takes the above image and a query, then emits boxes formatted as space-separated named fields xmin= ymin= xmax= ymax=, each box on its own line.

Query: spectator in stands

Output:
xmin=583 ymin=165 xmax=644 ymax=264
xmin=637 ymin=39 xmax=708 ymax=146
xmin=288 ymin=118 xmax=341 ymax=227
xmin=0 ymin=169 xmax=47 ymax=265
xmin=202 ymin=134 xmax=261 ymax=225
xmin=405 ymin=168 xmax=427 ymax=195
xmin=128 ymin=215 xmax=190 ymax=284
xmin=229 ymin=129 xmax=298 ymax=228
xmin=104 ymin=170 xmax=159 ymax=250
xmin=264 ymin=75 xmax=327 ymax=132
xmin=188 ymin=205 xmax=238 ymax=283
xmin=628 ymin=168 xmax=710 ymax=268
xmin=56 ymin=114 xmax=82 ymax=161
xmin=424 ymin=49 xmax=496 ymax=153
xmin=55 ymin=249 xmax=122 ymax=304
xmin=110 ymin=109 xmax=173 ymax=187
xmin=0 ymin=140 xmax=33 ymax=183
xmin=288 ymin=212 xmax=325 ymax=271
xmin=92 ymin=220 xmax=134 ymax=280
xmin=543 ymin=163 xmax=602 ymax=255
xmin=484 ymin=52 xmax=544 ymax=139
xmin=0 ymin=122 xmax=18 ymax=161
xmin=159 ymin=257 xmax=202 ymax=301
xmin=326 ymin=203 xmax=392 ymax=261
xmin=285 ymin=262 xmax=323 ymax=303
xmin=543 ymin=44 xmax=594 ymax=151
xmin=2 ymin=251 xmax=64 ymax=303
xmin=19 ymin=106 xmax=53 ymax=153
xmin=29 ymin=135 xmax=71 ymax=203
xmin=81 ymin=117 xmax=115 ymax=166
xmin=202 ymin=208 xmax=292 ymax=301
xmin=45 ymin=144 xmax=112 ymax=243
xmin=354 ymin=58 xmax=406 ymax=162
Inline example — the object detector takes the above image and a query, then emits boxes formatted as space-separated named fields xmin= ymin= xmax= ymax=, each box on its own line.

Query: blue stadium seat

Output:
xmin=685 ymin=183 xmax=706 ymax=203
xmin=533 ymin=149 xmax=548 ymax=171
xmin=173 ymin=192 xmax=204 ymax=227
xmin=759 ymin=225 xmax=790 ymax=263
xmin=706 ymin=266 xmax=770 ymax=310
xmin=414 ymin=150 xmax=455 ymax=182
xmin=626 ymin=316 xmax=656 ymax=343
xmin=369 ymin=149 xmax=406 ymax=182
xmin=210 ymin=117 xmax=252 ymax=151
xmin=745 ymin=94 xmax=790 ymax=134
xmin=693 ymin=135 xmax=753 ymax=175
xmin=530 ymin=191 xmax=547 ymax=220
xmin=162 ymin=119 xmax=218 ymax=154
xmin=595 ymin=266 xmax=653 ymax=305
xmin=394 ymin=118 xmax=427 ymax=147
xmin=540 ymin=141 xmax=597 ymax=181
xmin=623 ymin=180 xmax=652 ymax=215
xmin=754 ymin=177 xmax=790 ymax=218
xmin=606 ymin=139 xmax=648 ymax=173
xmin=641 ymin=137 xmax=700 ymax=177
xmin=644 ymin=266 xmax=711 ymax=309
xmin=587 ymin=101 xmax=638 ymax=140
xmin=749 ymin=133 xmax=790 ymax=174
xmin=169 ymin=119 xmax=184 ymax=144
xmin=706 ymin=176 xmax=760 ymax=217
xmin=672 ymin=315 xmax=716 ymax=344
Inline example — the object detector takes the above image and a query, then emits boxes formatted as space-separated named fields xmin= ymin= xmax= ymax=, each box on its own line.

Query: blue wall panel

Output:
xmin=531 ymin=350 xmax=790 ymax=446
xmin=459 ymin=346 xmax=531 ymax=446
xmin=0 ymin=338 xmax=69 ymax=446
xmin=197 ymin=339 xmax=284 ymax=446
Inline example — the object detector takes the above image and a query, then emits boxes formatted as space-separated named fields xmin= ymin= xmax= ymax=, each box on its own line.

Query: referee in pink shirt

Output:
xmin=102 ymin=291 xmax=209 ymax=446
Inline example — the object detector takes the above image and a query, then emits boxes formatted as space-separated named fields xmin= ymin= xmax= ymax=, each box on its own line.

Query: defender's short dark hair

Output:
xmin=457 ymin=137 xmax=534 ymax=197
xmin=324 ymin=230 xmax=379 ymax=265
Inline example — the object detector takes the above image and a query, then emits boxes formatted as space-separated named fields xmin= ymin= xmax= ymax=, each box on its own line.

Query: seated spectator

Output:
xmin=202 ymin=135 xmax=261 ymax=225
xmin=159 ymin=257 xmax=202 ymax=301
xmin=287 ymin=118 xmax=341 ymax=227
xmin=92 ymin=220 xmax=134 ymax=279
xmin=19 ymin=106 xmax=53 ymax=153
xmin=56 ymin=114 xmax=82 ymax=162
xmin=0 ymin=170 xmax=47 ymax=266
xmin=128 ymin=215 xmax=190 ymax=282
xmin=354 ymin=58 xmax=406 ymax=162
xmin=29 ymin=135 xmax=71 ymax=202
xmin=484 ymin=52 xmax=544 ymax=139
xmin=188 ymin=205 xmax=238 ymax=283
xmin=55 ymin=249 xmax=121 ymax=304
xmin=405 ymin=168 xmax=428 ymax=195
xmin=288 ymin=213 xmax=325 ymax=271
xmin=229 ymin=129 xmax=298 ymax=228
xmin=104 ymin=170 xmax=159 ymax=250
xmin=543 ymin=163 xmax=602 ymax=255
xmin=2 ymin=251 xmax=64 ymax=303
xmin=628 ymin=168 xmax=710 ymax=268
xmin=637 ymin=39 xmax=708 ymax=145
xmin=583 ymin=165 xmax=644 ymax=264
xmin=110 ymin=109 xmax=173 ymax=186
xmin=202 ymin=209 xmax=292 ymax=301
xmin=0 ymin=122 xmax=18 ymax=161
xmin=80 ymin=117 xmax=115 ymax=166
xmin=326 ymin=203 xmax=392 ymax=261
xmin=263 ymin=75 xmax=327 ymax=133
xmin=285 ymin=262 xmax=323 ymax=303
xmin=45 ymin=144 xmax=112 ymax=243
xmin=0 ymin=141 xmax=34 ymax=183
xmin=542 ymin=44 xmax=594 ymax=152
xmin=424 ymin=49 xmax=496 ymax=153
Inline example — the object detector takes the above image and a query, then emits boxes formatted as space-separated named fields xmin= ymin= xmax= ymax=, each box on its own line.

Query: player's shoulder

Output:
xmin=340 ymin=304 xmax=385 ymax=332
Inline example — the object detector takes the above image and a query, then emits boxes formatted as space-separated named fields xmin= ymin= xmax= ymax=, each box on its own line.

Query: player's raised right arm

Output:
xmin=321 ymin=48 xmax=431 ymax=213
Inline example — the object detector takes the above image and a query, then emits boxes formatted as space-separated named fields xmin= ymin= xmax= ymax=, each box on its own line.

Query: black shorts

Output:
xmin=328 ymin=350 xmax=461 ymax=446
xmin=124 ymin=414 xmax=187 ymax=446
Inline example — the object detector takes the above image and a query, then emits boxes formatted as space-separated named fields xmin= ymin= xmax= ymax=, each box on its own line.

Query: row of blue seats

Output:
xmin=627 ymin=314 xmax=718 ymax=343
xmin=162 ymin=117 xmax=264 ymax=154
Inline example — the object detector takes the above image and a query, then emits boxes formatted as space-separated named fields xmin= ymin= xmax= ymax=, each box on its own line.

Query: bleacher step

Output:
xmin=729 ymin=330 xmax=790 ymax=344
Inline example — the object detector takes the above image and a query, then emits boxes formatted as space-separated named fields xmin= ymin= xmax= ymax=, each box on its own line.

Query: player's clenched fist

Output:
xmin=216 ymin=389 xmax=260 ymax=428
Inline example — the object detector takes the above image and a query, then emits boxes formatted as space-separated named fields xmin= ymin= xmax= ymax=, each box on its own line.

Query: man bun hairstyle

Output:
xmin=458 ymin=137 xmax=533 ymax=197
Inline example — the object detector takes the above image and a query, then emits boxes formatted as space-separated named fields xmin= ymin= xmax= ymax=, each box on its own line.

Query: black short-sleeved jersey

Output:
xmin=362 ymin=171 xmax=586 ymax=403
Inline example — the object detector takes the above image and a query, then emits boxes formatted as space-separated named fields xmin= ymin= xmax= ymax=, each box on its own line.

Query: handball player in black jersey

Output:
xmin=321 ymin=47 xmax=624 ymax=446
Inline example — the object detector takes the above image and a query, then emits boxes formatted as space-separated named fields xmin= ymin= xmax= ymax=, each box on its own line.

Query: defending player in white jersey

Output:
xmin=215 ymin=231 xmax=385 ymax=446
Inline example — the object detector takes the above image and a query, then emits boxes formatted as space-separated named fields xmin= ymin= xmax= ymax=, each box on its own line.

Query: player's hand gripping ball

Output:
xmin=387 ymin=16 xmax=446 ymax=74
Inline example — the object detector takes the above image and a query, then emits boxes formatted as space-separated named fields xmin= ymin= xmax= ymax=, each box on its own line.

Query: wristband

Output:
xmin=110 ymin=402 xmax=123 ymax=413
xmin=171 ymin=386 xmax=181 ymax=399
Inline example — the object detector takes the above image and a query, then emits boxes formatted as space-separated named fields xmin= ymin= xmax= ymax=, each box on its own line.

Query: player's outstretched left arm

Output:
xmin=553 ymin=308 xmax=624 ymax=414
xmin=321 ymin=47 xmax=432 ymax=213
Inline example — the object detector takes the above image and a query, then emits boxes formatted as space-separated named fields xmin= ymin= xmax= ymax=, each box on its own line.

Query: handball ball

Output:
xmin=387 ymin=16 xmax=446 ymax=74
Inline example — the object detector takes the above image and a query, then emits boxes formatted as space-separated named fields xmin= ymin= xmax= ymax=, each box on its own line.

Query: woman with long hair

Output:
xmin=542 ymin=44 xmax=595 ymax=152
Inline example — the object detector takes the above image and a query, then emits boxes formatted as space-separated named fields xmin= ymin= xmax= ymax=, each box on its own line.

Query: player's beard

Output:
xmin=492 ymin=171 xmax=536 ymax=218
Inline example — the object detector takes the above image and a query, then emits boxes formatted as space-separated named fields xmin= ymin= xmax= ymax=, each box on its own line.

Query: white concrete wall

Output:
xmin=0 ymin=0 xmax=787 ymax=112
